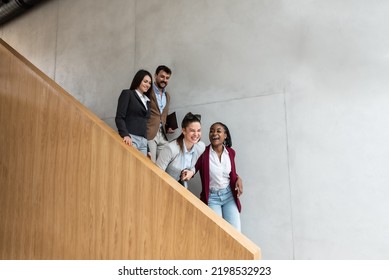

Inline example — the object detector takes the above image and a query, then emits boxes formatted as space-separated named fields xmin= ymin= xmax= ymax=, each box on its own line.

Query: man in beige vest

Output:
xmin=147 ymin=65 xmax=175 ymax=162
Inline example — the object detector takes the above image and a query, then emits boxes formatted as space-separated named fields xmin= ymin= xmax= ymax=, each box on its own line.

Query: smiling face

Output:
xmin=182 ymin=121 xmax=201 ymax=147
xmin=154 ymin=70 xmax=170 ymax=90
xmin=137 ymin=75 xmax=152 ymax=93
xmin=209 ymin=123 xmax=227 ymax=148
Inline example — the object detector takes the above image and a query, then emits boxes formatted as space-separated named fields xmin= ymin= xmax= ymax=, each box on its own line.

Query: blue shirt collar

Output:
xmin=152 ymin=83 xmax=166 ymax=95
xmin=183 ymin=141 xmax=195 ymax=155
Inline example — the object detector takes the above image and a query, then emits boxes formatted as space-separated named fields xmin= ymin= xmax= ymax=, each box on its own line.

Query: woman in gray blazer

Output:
xmin=156 ymin=112 xmax=205 ymax=188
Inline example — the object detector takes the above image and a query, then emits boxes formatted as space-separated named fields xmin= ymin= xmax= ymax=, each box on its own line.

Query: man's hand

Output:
xmin=166 ymin=127 xmax=175 ymax=134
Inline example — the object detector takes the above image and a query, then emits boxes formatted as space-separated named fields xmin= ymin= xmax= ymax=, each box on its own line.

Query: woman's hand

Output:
xmin=123 ymin=135 xmax=132 ymax=146
xmin=180 ymin=169 xmax=195 ymax=182
xmin=235 ymin=176 xmax=243 ymax=197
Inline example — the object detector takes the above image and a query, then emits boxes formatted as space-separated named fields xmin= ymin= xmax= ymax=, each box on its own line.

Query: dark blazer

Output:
xmin=146 ymin=87 xmax=171 ymax=140
xmin=115 ymin=89 xmax=150 ymax=138
xmin=195 ymin=145 xmax=241 ymax=212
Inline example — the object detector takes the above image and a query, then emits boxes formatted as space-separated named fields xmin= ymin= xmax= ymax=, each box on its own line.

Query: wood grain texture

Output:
xmin=0 ymin=39 xmax=260 ymax=260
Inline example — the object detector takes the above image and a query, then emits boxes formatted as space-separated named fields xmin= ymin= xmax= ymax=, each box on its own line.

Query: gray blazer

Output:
xmin=157 ymin=140 xmax=205 ymax=182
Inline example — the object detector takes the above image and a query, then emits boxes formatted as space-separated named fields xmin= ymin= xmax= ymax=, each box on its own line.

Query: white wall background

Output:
xmin=2 ymin=0 xmax=389 ymax=259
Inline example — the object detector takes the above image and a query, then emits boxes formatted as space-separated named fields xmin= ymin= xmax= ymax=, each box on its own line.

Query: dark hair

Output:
xmin=177 ymin=112 xmax=201 ymax=152
xmin=155 ymin=65 xmax=172 ymax=75
xmin=129 ymin=69 xmax=153 ymax=94
xmin=181 ymin=112 xmax=201 ymax=128
xmin=213 ymin=122 xmax=232 ymax=148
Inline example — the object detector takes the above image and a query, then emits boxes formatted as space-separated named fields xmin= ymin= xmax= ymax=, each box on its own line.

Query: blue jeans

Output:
xmin=129 ymin=134 xmax=148 ymax=156
xmin=208 ymin=185 xmax=241 ymax=232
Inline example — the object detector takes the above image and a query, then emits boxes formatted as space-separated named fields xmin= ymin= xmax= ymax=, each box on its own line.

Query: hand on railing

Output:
xmin=123 ymin=135 xmax=132 ymax=146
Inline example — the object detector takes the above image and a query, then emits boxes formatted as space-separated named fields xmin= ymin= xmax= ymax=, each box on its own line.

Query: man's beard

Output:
xmin=156 ymin=81 xmax=166 ymax=89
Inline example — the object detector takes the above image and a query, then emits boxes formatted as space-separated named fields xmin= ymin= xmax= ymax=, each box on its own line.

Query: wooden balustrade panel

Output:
xmin=0 ymin=39 xmax=260 ymax=260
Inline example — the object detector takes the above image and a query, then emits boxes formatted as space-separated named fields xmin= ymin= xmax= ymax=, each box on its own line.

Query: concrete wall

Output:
xmin=2 ymin=0 xmax=389 ymax=259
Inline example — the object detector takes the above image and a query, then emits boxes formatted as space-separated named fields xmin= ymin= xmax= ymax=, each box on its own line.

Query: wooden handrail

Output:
xmin=0 ymin=38 xmax=260 ymax=259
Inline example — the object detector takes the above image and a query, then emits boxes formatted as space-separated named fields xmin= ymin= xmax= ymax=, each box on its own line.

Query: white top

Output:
xmin=135 ymin=89 xmax=150 ymax=109
xmin=209 ymin=146 xmax=231 ymax=191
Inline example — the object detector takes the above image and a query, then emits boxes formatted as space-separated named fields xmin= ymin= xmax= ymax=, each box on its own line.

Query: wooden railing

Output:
xmin=0 ymin=38 xmax=260 ymax=259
